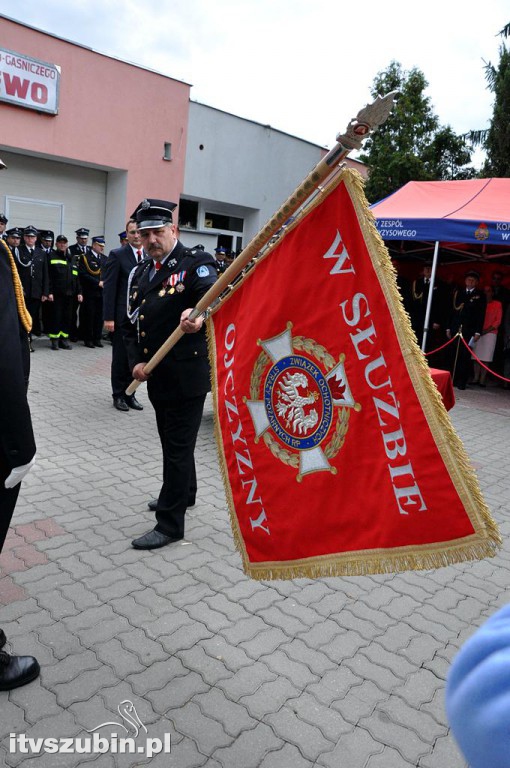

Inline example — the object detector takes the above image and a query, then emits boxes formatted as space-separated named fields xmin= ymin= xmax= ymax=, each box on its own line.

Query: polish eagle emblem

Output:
xmin=245 ymin=323 xmax=360 ymax=481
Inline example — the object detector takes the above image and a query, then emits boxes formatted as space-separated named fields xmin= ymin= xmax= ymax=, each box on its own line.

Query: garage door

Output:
xmin=0 ymin=150 xmax=107 ymax=240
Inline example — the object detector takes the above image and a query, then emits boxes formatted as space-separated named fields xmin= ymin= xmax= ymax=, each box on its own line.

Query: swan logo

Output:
xmin=86 ymin=700 xmax=148 ymax=738
xmin=245 ymin=323 xmax=361 ymax=481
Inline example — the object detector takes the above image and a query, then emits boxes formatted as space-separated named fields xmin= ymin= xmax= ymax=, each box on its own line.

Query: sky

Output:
xmin=0 ymin=0 xmax=508 ymax=163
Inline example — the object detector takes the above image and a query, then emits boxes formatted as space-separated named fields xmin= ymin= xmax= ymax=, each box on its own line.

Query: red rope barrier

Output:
xmin=423 ymin=335 xmax=458 ymax=356
xmin=424 ymin=332 xmax=510 ymax=384
xmin=458 ymin=335 xmax=510 ymax=384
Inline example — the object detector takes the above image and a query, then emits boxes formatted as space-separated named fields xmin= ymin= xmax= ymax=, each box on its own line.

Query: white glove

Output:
xmin=4 ymin=456 xmax=36 ymax=489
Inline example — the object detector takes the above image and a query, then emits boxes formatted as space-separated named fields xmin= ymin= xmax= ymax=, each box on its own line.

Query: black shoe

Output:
xmin=29 ymin=344 xmax=35 ymax=353
xmin=113 ymin=397 xmax=129 ymax=412
xmin=59 ymin=339 xmax=72 ymax=350
xmin=132 ymin=529 xmax=180 ymax=550
xmin=0 ymin=650 xmax=40 ymax=691
xmin=50 ymin=339 xmax=59 ymax=351
xmin=147 ymin=497 xmax=195 ymax=511
xmin=84 ymin=341 xmax=95 ymax=348
xmin=0 ymin=629 xmax=6 ymax=649
xmin=125 ymin=394 xmax=143 ymax=411
xmin=94 ymin=341 xmax=104 ymax=348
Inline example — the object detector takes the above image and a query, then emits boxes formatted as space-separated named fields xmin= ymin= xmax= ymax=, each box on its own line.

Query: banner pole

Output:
xmin=126 ymin=91 xmax=398 ymax=395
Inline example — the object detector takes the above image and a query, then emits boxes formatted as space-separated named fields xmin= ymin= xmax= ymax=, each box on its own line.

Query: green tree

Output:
xmin=360 ymin=61 xmax=474 ymax=202
xmin=424 ymin=127 xmax=476 ymax=181
xmin=481 ymin=27 xmax=510 ymax=176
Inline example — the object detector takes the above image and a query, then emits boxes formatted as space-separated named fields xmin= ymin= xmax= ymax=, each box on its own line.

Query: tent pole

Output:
xmin=421 ymin=240 xmax=440 ymax=352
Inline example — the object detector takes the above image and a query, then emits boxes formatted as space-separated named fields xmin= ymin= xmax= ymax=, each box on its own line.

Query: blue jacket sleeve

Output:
xmin=446 ymin=603 xmax=510 ymax=768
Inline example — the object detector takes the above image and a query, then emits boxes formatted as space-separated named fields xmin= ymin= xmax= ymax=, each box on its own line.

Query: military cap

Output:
xmin=92 ymin=236 xmax=105 ymax=245
xmin=214 ymin=246 xmax=226 ymax=254
xmin=0 ymin=213 xmax=8 ymax=224
xmin=132 ymin=199 xmax=177 ymax=230
xmin=465 ymin=270 xmax=480 ymax=280
xmin=40 ymin=230 xmax=54 ymax=241
xmin=75 ymin=228 xmax=90 ymax=237
xmin=56 ymin=234 xmax=68 ymax=243
xmin=118 ymin=230 xmax=127 ymax=240
xmin=23 ymin=225 xmax=38 ymax=236
xmin=6 ymin=227 xmax=22 ymax=237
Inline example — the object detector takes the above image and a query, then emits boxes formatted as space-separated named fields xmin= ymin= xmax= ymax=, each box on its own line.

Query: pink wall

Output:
xmin=0 ymin=16 xmax=190 ymax=216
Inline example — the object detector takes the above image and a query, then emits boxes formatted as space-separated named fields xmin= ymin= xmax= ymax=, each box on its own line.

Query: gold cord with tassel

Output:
xmin=0 ymin=240 xmax=32 ymax=332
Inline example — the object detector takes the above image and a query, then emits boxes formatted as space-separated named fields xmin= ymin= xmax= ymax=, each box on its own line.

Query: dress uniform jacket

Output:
xmin=449 ymin=287 xmax=486 ymax=340
xmin=122 ymin=241 xmax=217 ymax=401
xmin=16 ymin=245 xmax=49 ymax=299
xmin=0 ymin=240 xmax=36 ymax=552
xmin=78 ymin=248 xmax=102 ymax=295
xmin=448 ymin=286 xmax=486 ymax=388
xmin=78 ymin=248 xmax=103 ymax=344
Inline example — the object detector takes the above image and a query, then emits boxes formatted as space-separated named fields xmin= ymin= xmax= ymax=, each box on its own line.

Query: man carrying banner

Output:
xmin=121 ymin=95 xmax=499 ymax=578
xmin=122 ymin=199 xmax=217 ymax=550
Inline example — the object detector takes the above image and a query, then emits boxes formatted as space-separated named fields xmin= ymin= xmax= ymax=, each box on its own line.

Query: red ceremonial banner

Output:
xmin=209 ymin=170 xmax=500 ymax=579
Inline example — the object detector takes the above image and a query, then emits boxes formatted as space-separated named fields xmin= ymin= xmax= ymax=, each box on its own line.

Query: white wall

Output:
xmin=181 ymin=102 xmax=326 ymax=249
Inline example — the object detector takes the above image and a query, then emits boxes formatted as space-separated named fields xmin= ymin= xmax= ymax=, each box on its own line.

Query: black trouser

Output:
xmin=25 ymin=298 xmax=42 ymax=336
xmin=150 ymin=394 xmax=205 ymax=539
xmin=0 ymin=455 xmax=21 ymax=554
xmin=450 ymin=332 xmax=473 ymax=388
xmin=80 ymin=293 xmax=103 ymax=343
xmin=111 ymin=326 xmax=132 ymax=399
xmin=47 ymin=294 xmax=72 ymax=339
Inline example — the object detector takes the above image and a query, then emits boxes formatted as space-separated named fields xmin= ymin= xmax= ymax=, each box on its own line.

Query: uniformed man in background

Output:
xmin=16 ymin=226 xmax=50 ymax=348
xmin=123 ymin=199 xmax=217 ymax=550
xmin=47 ymin=235 xmax=83 ymax=350
xmin=5 ymin=227 xmax=22 ymax=257
xmin=79 ymin=235 xmax=104 ymax=348
xmin=69 ymin=228 xmax=90 ymax=342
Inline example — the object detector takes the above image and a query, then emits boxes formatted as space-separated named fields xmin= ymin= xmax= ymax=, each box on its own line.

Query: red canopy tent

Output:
xmin=371 ymin=178 xmax=510 ymax=349
xmin=372 ymin=178 xmax=510 ymax=262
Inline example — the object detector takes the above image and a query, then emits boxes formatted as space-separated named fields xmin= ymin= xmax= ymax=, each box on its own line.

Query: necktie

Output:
xmin=154 ymin=261 xmax=162 ymax=271
xmin=137 ymin=249 xmax=142 ymax=263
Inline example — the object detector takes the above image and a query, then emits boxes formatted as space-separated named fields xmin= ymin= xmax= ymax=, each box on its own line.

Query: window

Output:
xmin=204 ymin=212 xmax=243 ymax=232
xmin=178 ymin=199 xmax=199 ymax=230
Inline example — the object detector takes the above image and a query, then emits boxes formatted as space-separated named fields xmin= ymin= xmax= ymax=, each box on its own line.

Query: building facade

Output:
xmin=0 ymin=15 xmax=190 ymax=246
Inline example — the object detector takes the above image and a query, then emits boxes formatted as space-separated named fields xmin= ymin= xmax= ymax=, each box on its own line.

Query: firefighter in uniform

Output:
xmin=16 ymin=226 xmax=50 ymax=349
xmin=69 ymin=227 xmax=90 ymax=341
xmin=122 ymin=199 xmax=217 ymax=550
xmin=79 ymin=236 xmax=104 ymax=348
xmin=446 ymin=270 xmax=486 ymax=389
xmin=47 ymin=235 xmax=83 ymax=350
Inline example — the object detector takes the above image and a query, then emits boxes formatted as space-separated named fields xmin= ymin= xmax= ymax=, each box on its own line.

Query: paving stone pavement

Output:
xmin=1 ymin=337 xmax=509 ymax=767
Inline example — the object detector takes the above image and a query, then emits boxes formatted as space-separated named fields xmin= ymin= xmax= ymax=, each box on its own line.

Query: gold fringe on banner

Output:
xmin=208 ymin=168 xmax=501 ymax=580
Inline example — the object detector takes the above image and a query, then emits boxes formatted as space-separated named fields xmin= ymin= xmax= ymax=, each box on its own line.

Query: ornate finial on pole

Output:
xmin=336 ymin=91 xmax=399 ymax=151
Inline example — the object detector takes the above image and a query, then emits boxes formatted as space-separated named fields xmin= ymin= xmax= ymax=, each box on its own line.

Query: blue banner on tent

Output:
xmin=375 ymin=218 xmax=510 ymax=246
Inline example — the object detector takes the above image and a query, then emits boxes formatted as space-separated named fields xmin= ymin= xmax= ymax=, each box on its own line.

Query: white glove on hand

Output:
xmin=4 ymin=456 xmax=36 ymax=489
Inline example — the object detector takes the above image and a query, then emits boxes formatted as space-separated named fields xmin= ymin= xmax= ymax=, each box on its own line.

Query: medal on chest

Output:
xmin=158 ymin=270 xmax=187 ymax=297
